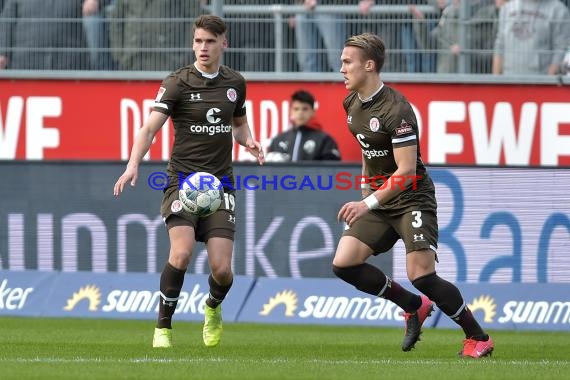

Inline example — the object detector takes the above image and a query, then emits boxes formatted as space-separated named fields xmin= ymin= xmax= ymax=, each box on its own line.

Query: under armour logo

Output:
xmin=347 ymin=116 xmax=353 ymax=124
xmin=228 ymin=215 xmax=236 ymax=224
xmin=190 ymin=93 xmax=201 ymax=101
xmin=413 ymin=234 xmax=424 ymax=242
xmin=163 ymin=300 xmax=175 ymax=307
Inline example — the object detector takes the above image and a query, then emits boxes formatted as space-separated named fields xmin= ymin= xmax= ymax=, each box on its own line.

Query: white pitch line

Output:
xmin=0 ymin=357 xmax=569 ymax=366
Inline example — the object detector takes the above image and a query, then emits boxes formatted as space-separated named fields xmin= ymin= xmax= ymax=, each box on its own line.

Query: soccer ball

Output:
xmin=179 ymin=172 xmax=224 ymax=217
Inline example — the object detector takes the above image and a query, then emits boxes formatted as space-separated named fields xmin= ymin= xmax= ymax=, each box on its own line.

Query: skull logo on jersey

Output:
xmin=369 ymin=117 xmax=380 ymax=132
xmin=227 ymin=88 xmax=237 ymax=102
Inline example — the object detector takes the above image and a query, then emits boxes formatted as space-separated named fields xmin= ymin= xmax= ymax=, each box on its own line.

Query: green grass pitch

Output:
xmin=0 ymin=317 xmax=568 ymax=380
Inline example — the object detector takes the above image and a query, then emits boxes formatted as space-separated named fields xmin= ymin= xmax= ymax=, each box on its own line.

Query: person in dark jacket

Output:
xmin=267 ymin=90 xmax=341 ymax=162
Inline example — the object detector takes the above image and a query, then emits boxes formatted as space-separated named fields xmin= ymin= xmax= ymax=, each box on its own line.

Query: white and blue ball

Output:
xmin=179 ymin=172 xmax=224 ymax=217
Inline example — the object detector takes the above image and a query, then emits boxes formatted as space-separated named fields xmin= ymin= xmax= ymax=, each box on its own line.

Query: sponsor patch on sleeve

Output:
xmin=395 ymin=119 xmax=414 ymax=136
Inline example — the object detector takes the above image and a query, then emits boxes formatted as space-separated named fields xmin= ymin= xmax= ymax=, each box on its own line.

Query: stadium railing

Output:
xmin=0 ymin=2 xmax=568 ymax=85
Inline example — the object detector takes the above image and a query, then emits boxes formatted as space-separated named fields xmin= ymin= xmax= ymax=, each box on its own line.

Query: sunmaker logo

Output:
xmin=0 ymin=279 xmax=34 ymax=310
xmin=259 ymin=289 xmax=404 ymax=321
xmin=498 ymin=300 xmax=570 ymax=324
xmin=465 ymin=294 xmax=570 ymax=325
xmin=63 ymin=283 xmax=210 ymax=314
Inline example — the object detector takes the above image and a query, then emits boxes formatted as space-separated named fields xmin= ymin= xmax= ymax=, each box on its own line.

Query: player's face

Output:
xmin=193 ymin=28 xmax=227 ymax=72
xmin=289 ymin=100 xmax=315 ymax=127
xmin=340 ymin=46 xmax=368 ymax=92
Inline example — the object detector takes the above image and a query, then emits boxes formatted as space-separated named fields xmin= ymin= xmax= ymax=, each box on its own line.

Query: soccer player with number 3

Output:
xmin=113 ymin=15 xmax=264 ymax=348
xmin=334 ymin=33 xmax=494 ymax=358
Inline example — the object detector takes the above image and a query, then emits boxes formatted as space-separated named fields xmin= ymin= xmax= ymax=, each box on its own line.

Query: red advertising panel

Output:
xmin=1 ymin=79 xmax=569 ymax=165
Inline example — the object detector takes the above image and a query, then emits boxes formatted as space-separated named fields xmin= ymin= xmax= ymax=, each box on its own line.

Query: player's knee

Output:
xmin=211 ymin=268 xmax=232 ymax=284
xmin=169 ymin=251 xmax=192 ymax=269
xmin=411 ymin=272 xmax=437 ymax=294
xmin=332 ymin=264 xmax=360 ymax=284
xmin=332 ymin=264 xmax=343 ymax=278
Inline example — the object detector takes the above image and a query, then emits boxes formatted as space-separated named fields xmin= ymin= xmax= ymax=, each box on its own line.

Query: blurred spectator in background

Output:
xmin=82 ymin=0 xmax=115 ymax=70
xmin=266 ymin=90 xmax=341 ymax=162
xmin=357 ymin=0 xmax=406 ymax=72
xmin=294 ymin=0 xmax=345 ymax=72
xmin=469 ymin=0 xmax=506 ymax=74
xmin=398 ymin=0 xmax=423 ymax=73
xmin=428 ymin=0 xmax=461 ymax=73
xmin=411 ymin=0 xmax=459 ymax=73
xmin=493 ymin=0 xmax=570 ymax=75
xmin=225 ymin=0 xmax=297 ymax=72
xmin=108 ymin=0 xmax=202 ymax=71
xmin=561 ymin=45 xmax=570 ymax=75
xmin=409 ymin=0 xmax=449 ymax=73
xmin=0 ymin=0 xmax=89 ymax=70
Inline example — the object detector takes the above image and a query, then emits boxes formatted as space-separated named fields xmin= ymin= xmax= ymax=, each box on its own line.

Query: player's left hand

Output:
xmin=337 ymin=201 xmax=369 ymax=226
xmin=246 ymin=138 xmax=265 ymax=165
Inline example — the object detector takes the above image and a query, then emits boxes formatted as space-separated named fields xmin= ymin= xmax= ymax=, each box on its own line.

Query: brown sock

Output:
xmin=156 ymin=262 xmax=186 ymax=329
xmin=205 ymin=274 xmax=233 ymax=309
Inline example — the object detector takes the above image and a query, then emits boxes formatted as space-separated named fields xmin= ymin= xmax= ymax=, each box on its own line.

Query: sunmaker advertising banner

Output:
xmin=0 ymin=163 xmax=568 ymax=283
xmin=431 ymin=284 xmax=570 ymax=331
xmin=237 ymin=278 xmax=570 ymax=331
xmin=1 ymin=79 xmax=569 ymax=165
xmin=0 ymin=270 xmax=254 ymax=322
xmin=1 ymin=270 xmax=569 ymax=331
xmin=236 ymin=277 xmax=433 ymax=328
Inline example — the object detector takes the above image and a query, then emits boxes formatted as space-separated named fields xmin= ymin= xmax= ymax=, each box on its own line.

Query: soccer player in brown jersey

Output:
xmin=113 ymin=15 xmax=264 ymax=348
xmin=333 ymin=33 xmax=494 ymax=358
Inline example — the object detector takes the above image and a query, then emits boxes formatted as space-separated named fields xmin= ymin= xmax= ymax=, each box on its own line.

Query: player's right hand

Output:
xmin=113 ymin=166 xmax=138 ymax=197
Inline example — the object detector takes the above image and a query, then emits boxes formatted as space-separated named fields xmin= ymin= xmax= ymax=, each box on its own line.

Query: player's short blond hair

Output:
xmin=344 ymin=33 xmax=386 ymax=73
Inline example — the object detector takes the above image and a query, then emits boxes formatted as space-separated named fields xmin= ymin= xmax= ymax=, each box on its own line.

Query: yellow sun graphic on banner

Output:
xmin=259 ymin=290 xmax=298 ymax=317
xmin=63 ymin=285 xmax=102 ymax=312
xmin=468 ymin=295 xmax=497 ymax=323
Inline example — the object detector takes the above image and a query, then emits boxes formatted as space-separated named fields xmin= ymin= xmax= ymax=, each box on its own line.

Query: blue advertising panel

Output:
xmin=0 ymin=270 xmax=254 ymax=322
xmin=236 ymin=277 xmax=434 ymax=328
xmin=0 ymin=270 xmax=56 ymax=317
xmin=2 ymin=270 xmax=569 ymax=331
xmin=434 ymin=283 xmax=570 ymax=331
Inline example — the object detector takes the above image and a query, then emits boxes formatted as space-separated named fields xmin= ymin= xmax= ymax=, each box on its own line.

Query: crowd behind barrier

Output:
xmin=0 ymin=0 xmax=569 ymax=76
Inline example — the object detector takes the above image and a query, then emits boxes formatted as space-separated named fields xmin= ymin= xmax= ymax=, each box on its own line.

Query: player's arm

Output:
xmin=361 ymin=153 xmax=369 ymax=198
xmin=338 ymin=146 xmax=417 ymax=225
xmin=232 ymin=115 xmax=265 ymax=165
xmin=113 ymin=111 xmax=168 ymax=196
xmin=371 ymin=144 xmax=417 ymax=204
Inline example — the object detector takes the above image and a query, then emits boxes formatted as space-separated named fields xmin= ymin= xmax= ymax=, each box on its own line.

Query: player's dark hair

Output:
xmin=344 ymin=33 xmax=385 ymax=73
xmin=193 ymin=15 xmax=227 ymax=37
xmin=291 ymin=90 xmax=315 ymax=109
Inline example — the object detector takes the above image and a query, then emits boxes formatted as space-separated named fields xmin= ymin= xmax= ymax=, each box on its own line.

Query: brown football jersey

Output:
xmin=153 ymin=64 xmax=247 ymax=189
xmin=343 ymin=84 xmax=435 ymax=213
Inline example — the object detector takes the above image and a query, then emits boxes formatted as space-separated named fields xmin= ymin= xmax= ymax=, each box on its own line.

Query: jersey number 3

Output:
xmin=411 ymin=210 xmax=422 ymax=228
